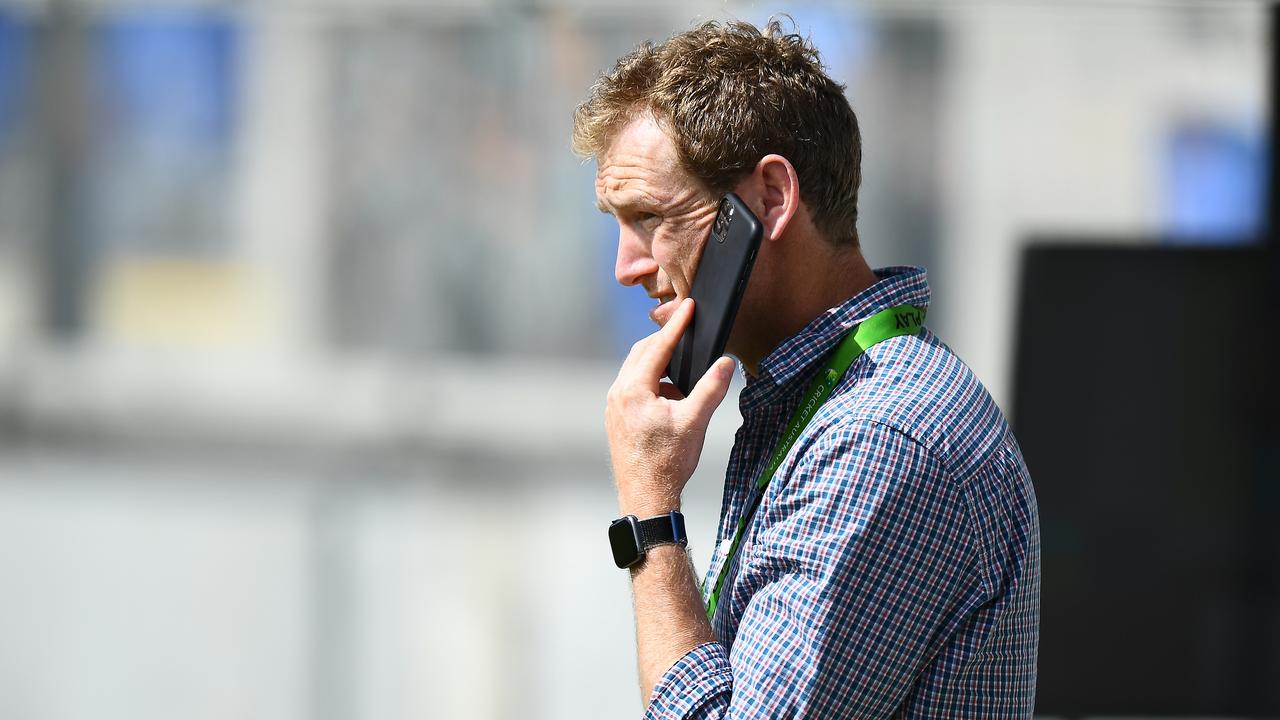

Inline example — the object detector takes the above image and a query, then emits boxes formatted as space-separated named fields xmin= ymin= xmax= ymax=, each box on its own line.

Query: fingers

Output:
xmin=624 ymin=298 xmax=695 ymax=383
xmin=684 ymin=356 xmax=736 ymax=425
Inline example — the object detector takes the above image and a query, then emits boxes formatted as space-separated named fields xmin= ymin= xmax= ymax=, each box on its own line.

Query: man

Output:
xmin=574 ymin=19 xmax=1039 ymax=719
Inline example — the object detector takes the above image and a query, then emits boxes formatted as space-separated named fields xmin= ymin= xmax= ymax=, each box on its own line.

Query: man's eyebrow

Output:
xmin=600 ymin=195 xmax=660 ymax=216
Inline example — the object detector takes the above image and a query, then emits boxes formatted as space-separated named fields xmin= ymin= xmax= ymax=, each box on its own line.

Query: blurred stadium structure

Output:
xmin=0 ymin=1 xmax=1268 ymax=718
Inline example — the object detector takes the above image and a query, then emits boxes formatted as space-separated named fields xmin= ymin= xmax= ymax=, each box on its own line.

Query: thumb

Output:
xmin=684 ymin=356 xmax=737 ymax=424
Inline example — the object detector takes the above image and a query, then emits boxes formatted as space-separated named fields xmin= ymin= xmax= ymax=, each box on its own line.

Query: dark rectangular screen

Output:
xmin=1012 ymin=244 xmax=1278 ymax=716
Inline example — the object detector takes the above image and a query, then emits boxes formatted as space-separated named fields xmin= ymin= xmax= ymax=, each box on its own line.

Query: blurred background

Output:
xmin=0 ymin=0 xmax=1273 ymax=718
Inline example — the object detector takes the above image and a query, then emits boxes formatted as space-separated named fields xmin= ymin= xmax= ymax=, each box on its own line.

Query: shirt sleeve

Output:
xmin=645 ymin=419 xmax=983 ymax=719
xmin=643 ymin=641 xmax=732 ymax=719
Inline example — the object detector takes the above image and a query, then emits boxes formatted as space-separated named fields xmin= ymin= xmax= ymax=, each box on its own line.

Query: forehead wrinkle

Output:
xmin=597 ymin=159 xmax=664 ymax=188
xmin=602 ymin=178 xmax=663 ymax=206
xmin=594 ymin=115 xmax=704 ymax=216
xmin=595 ymin=165 xmax=670 ymax=213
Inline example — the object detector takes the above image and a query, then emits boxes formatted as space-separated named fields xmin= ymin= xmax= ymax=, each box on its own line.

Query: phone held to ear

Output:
xmin=666 ymin=192 xmax=764 ymax=397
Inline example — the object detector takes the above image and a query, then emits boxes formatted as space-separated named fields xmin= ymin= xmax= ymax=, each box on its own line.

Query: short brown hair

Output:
xmin=573 ymin=19 xmax=863 ymax=246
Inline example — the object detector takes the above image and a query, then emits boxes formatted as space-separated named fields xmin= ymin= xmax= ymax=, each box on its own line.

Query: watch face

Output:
xmin=608 ymin=516 xmax=643 ymax=569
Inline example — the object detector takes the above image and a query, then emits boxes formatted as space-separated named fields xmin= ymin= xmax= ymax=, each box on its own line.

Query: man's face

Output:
xmin=594 ymin=114 xmax=719 ymax=328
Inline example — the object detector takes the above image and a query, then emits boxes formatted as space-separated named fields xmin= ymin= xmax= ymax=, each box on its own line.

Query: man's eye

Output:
xmin=637 ymin=212 xmax=660 ymax=226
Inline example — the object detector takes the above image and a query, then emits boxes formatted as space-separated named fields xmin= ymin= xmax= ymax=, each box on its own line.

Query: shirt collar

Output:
xmin=738 ymin=266 xmax=932 ymax=414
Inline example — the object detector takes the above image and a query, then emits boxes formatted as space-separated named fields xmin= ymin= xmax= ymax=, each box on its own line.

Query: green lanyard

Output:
xmin=704 ymin=304 xmax=926 ymax=621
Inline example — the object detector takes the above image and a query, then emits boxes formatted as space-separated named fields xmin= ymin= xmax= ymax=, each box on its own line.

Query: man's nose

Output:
xmin=614 ymin=227 xmax=659 ymax=287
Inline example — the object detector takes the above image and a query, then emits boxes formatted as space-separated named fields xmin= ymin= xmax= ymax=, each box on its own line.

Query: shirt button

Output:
xmin=717 ymin=537 xmax=734 ymax=558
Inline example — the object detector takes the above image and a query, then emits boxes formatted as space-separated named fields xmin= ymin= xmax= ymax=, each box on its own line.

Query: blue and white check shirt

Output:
xmin=646 ymin=267 xmax=1040 ymax=719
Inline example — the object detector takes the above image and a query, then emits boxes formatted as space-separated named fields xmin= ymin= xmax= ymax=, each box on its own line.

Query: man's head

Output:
xmin=574 ymin=19 xmax=863 ymax=247
xmin=577 ymin=19 xmax=868 ymax=369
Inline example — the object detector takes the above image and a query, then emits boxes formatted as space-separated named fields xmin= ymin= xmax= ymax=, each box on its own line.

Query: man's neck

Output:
xmin=737 ymin=245 xmax=879 ymax=378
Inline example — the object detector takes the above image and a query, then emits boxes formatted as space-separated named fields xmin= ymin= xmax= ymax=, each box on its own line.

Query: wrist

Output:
xmin=612 ymin=464 xmax=686 ymax=517
xmin=618 ymin=496 xmax=681 ymax=518
xmin=608 ymin=510 xmax=688 ymax=570
xmin=628 ymin=542 xmax=690 ymax=578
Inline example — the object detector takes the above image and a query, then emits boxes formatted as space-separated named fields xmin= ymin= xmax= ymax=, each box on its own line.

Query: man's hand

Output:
xmin=606 ymin=298 xmax=737 ymax=517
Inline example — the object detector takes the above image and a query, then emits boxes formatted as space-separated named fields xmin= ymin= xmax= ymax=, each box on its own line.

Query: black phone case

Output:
xmin=666 ymin=193 xmax=763 ymax=396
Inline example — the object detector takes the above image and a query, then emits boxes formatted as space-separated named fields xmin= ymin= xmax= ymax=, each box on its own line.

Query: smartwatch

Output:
xmin=608 ymin=511 xmax=688 ymax=569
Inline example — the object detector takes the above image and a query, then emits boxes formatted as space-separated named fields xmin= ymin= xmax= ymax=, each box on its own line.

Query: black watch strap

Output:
xmin=637 ymin=512 xmax=688 ymax=549
xmin=608 ymin=511 xmax=688 ymax=569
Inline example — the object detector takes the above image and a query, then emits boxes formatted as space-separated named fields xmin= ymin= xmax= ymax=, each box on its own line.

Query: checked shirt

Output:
xmin=645 ymin=267 xmax=1040 ymax=719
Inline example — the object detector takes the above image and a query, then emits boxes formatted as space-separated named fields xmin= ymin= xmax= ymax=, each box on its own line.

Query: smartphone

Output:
xmin=665 ymin=192 xmax=764 ymax=396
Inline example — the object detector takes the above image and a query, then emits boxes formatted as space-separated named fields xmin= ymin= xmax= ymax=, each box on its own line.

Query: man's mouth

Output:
xmin=648 ymin=294 xmax=679 ymax=325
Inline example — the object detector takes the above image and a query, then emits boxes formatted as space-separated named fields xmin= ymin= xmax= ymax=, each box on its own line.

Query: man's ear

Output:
xmin=737 ymin=154 xmax=800 ymax=243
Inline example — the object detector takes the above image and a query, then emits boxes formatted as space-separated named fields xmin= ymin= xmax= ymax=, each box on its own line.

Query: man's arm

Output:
xmin=629 ymin=545 xmax=714 ymax=699
xmin=640 ymin=419 xmax=985 ymax=719
xmin=604 ymin=298 xmax=735 ymax=704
